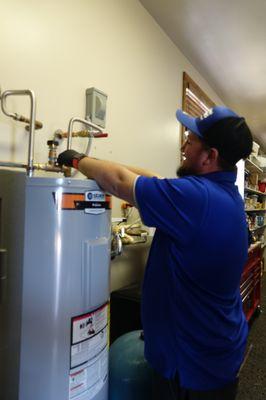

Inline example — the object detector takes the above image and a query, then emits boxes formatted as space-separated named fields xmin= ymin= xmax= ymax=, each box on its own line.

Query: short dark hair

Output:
xmin=201 ymin=117 xmax=253 ymax=169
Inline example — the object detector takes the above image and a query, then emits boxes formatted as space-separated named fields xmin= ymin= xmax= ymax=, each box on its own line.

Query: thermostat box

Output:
xmin=86 ymin=87 xmax=107 ymax=128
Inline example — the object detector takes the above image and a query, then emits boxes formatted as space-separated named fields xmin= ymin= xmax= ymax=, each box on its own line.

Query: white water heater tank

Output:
xmin=0 ymin=170 xmax=111 ymax=400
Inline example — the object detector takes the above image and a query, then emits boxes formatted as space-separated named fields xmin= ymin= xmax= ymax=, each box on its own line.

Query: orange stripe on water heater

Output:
xmin=60 ymin=193 xmax=85 ymax=209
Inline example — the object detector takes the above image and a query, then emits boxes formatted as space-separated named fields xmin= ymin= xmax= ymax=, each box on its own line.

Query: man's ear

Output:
xmin=203 ymin=147 xmax=219 ymax=165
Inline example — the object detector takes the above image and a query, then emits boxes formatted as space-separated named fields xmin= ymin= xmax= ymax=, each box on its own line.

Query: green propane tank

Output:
xmin=109 ymin=330 xmax=153 ymax=400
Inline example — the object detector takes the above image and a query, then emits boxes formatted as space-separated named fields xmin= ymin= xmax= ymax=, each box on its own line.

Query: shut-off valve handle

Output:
xmin=67 ymin=117 xmax=103 ymax=150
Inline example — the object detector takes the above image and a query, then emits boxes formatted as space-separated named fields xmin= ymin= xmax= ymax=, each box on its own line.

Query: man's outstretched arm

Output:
xmin=57 ymin=150 xmax=162 ymax=206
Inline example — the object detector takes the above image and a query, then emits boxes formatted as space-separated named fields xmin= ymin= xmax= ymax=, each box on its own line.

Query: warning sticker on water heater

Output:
xmin=72 ymin=304 xmax=107 ymax=344
xmin=69 ymin=346 xmax=108 ymax=400
xmin=69 ymin=304 xmax=109 ymax=399
xmin=71 ymin=304 xmax=108 ymax=367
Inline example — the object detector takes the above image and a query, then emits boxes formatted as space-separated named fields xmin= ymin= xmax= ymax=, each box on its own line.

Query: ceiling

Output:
xmin=139 ymin=0 xmax=266 ymax=152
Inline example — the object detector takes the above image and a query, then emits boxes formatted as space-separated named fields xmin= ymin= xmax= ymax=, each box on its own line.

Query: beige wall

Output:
xmin=0 ymin=0 xmax=224 ymax=291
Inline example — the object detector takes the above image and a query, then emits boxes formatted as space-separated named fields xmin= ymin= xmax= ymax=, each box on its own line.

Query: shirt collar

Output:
xmin=199 ymin=171 xmax=237 ymax=183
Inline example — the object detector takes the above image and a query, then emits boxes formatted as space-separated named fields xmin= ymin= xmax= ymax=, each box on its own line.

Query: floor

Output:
xmin=237 ymin=274 xmax=266 ymax=399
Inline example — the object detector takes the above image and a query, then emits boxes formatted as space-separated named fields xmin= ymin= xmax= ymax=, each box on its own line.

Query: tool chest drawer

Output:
xmin=241 ymin=244 xmax=262 ymax=321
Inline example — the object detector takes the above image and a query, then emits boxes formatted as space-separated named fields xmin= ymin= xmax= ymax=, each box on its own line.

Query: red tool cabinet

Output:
xmin=241 ymin=243 xmax=263 ymax=321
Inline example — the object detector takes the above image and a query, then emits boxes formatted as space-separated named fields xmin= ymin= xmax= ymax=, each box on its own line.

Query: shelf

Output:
xmin=245 ymin=208 xmax=266 ymax=212
xmin=245 ymin=187 xmax=266 ymax=196
xmin=245 ymin=158 xmax=263 ymax=174
xmin=243 ymin=157 xmax=264 ymax=322
xmin=250 ymin=224 xmax=266 ymax=232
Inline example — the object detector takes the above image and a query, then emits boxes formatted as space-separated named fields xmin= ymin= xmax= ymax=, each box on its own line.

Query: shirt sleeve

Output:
xmin=135 ymin=175 xmax=208 ymax=246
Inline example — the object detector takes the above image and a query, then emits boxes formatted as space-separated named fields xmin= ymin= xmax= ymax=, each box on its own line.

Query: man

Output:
xmin=58 ymin=106 xmax=253 ymax=400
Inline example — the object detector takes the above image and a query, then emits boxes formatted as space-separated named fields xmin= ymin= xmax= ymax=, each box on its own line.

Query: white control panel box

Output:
xmin=86 ymin=87 xmax=107 ymax=128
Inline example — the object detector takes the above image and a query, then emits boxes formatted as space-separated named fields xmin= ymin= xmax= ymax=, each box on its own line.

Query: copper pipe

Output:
xmin=0 ymin=161 xmax=71 ymax=177
xmin=33 ymin=163 xmax=71 ymax=176
xmin=0 ymin=161 xmax=28 ymax=169
xmin=57 ymin=130 xmax=107 ymax=139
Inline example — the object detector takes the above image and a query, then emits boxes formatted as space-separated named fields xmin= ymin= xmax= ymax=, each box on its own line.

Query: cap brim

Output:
xmin=176 ymin=109 xmax=202 ymax=138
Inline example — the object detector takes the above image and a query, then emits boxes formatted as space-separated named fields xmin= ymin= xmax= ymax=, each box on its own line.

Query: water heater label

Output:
xmin=71 ymin=325 xmax=108 ymax=368
xmin=53 ymin=191 xmax=111 ymax=211
xmin=85 ymin=191 xmax=105 ymax=202
xmin=72 ymin=303 xmax=108 ymax=346
xmin=69 ymin=304 xmax=109 ymax=399
xmin=84 ymin=191 xmax=112 ymax=214
xmin=69 ymin=346 xmax=108 ymax=400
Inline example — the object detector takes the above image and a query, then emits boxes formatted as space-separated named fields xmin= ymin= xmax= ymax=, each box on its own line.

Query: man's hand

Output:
xmin=57 ymin=150 xmax=87 ymax=168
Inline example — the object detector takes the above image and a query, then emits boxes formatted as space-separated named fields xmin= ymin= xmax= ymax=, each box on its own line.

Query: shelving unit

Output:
xmin=245 ymin=158 xmax=263 ymax=174
xmin=245 ymin=187 xmax=266 ymax=195
xmin=245 ymin=209 xmax=266 ymax=212
xmin=250 ymin=224 xmax=266 ymax=232
xmin=242 ymin=154 xmax=265 ymax=321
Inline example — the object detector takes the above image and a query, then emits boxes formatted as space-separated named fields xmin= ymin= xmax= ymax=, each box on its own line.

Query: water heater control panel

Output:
xmin=86 ymin=87 xmax=107 ymax=128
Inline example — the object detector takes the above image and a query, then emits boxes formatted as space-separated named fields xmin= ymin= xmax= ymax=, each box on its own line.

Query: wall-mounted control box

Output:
xmin=85 ymin=87 xmax=107 ymax=128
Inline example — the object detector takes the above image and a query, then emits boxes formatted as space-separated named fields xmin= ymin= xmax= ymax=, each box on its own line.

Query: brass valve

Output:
xmin=47 ymin=140 xmax=59 ymax=166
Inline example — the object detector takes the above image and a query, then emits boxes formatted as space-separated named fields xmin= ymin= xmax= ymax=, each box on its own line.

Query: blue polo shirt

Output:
xmin=135 ymin=171 xmax=248 ymax=390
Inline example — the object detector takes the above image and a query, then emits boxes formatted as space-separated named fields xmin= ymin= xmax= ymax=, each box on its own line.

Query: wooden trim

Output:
xmin=183 ymin=72 xmax=215 ymax=109
xmin=180 ymin=72 xmax=216 ymax=148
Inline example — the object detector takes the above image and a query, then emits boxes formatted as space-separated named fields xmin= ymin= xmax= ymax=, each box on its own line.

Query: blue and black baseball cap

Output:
xmin=176 ymin=106 xmax=253 ymax=165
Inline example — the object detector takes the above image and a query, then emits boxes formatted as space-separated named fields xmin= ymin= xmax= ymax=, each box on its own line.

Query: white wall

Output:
xmin=0 ymin=0 xmax=224 ymax=291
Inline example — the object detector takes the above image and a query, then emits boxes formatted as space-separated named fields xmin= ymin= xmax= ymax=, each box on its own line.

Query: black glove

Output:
xmin=57 ymin=149 xmax=87 ymax=169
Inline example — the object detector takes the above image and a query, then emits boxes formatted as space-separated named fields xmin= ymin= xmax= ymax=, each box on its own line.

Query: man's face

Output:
xmin=177 ymin=131 xmax=209 ymax=177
